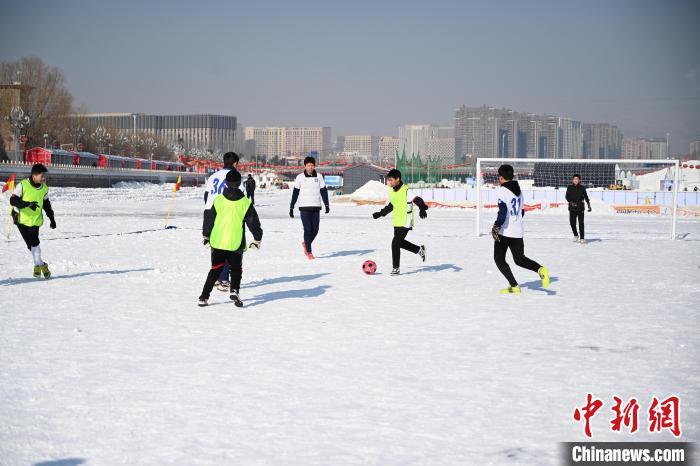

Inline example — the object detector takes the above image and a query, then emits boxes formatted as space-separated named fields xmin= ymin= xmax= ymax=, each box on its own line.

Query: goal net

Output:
xmin=476 ymin=158 xmax=681 ymax=240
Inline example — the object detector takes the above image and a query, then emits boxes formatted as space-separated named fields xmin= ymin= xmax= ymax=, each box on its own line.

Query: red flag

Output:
xmin=173 ymin=176 xmax=182 ymax=192
xmin=2 ymin=174 xmax=15 ymax=193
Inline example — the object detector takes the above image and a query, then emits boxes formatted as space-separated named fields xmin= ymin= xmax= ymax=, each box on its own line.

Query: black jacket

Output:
xmin=203 ymin=187 xmax=263 ymax=253
xmin=245 ymin=177 xmax=256 ymax=194
xmin=565 ymin=184 xmax=590 ymax=212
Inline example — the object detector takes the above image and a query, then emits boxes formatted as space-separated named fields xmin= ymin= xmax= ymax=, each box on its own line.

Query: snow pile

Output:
xmin=349 ymin=180 xmax=388 ymax=201
xmin=632 ymin=168 xmax=671 ymax=191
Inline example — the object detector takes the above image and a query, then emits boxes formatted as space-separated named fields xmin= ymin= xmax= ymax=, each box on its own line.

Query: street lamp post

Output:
xmin=6 ymin=106 xmax=30 ymax=162
xmin=92 ymin=126 xmax=111 ymax=154
xmin=143 ymin=137 xmax=157 ymax=171
xmin=43 ymin=133 xmax=49 ymax=149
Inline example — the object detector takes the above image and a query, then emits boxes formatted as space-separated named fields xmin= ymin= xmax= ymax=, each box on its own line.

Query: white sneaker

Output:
xmin=215 ymin=280 xmax=230 ymax=292
xmin=573 ymin=236 xmax=579 ymax=242
xmin=198 ymin=298 xmax=208 ymax=307
xmin=390 ymin=268 xmax=400 ymax=276
xmin=579 ymin=238 xmax=586 ymax=244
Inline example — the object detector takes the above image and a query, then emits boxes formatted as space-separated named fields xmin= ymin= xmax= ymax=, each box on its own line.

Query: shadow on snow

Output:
xmin=0 ymin=268 xmax=155 ymax=286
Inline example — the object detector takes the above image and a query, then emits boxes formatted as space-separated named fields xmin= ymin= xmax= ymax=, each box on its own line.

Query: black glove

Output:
xmin=28 ymin=201 xmax=39 ymax=211
xmin=372 ymin=212 xmax=381 ymax=219
xmin=249 ymin=240 xmax=261 ymax=250
xmin=49 ymin=219 xmax=56 ymax=229
xmin=202 ymin=237 xmax=210 ymax=246
xmin=325 ymin=205 xmax=330 ymax=214
xmin=491 ymin=224 xmax=501 ymax=242
xmin=587 ymin=205 xmax=592 ymax=213
xmin=289 ymin=208 xmax=294 ymax=218
xmin=419 ymin=208 xmax=427 ymax=219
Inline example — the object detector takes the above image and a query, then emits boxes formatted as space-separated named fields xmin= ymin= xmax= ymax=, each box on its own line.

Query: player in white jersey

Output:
xmin=203 ymin=152 xmax=240 ymax=291
xmin=289 ymin=156 xmax=330 ymax=260
xmin=491 ymin=164 xmax=550 ymax=294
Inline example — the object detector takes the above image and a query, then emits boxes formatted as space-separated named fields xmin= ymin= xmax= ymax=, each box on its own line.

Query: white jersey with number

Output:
xmin=497 ymin=186 xmax=524 ymax=238
xmin=204 ymin=168 xmax=232 ymax=209
xmin=293 ymin=172 xmax=325 ymax=208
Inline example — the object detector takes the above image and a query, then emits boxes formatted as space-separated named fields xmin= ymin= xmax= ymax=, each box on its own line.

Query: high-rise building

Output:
xmin=690 ymin=140 xmax=700 ymax=158
xmin=75 ymin=113 xmax=237 ymax=153
xmin=285 ymin=127 xmax=331 ymax=158
xmin=622 ymin=138 xmax=669 ymax=160
xmin=244 ymin=127 xmax=286 ymax=159
xmin=379 ymin=136 xmax=402 ymax=164
xmin=399 ymin=124 xmax=455 ymax=161
xmin=425 ymin=138 xmax=456 ymax=164
xmin=399 ymin=124 xmax=431 ymax=160
xmin=647 ymin=138 xmax=669 ymax=159
xmin=339 ymin=135 xmax=379 ymax=162
xmin=557 ymin=117 xmax=583 ymax=159
xmin=454 ymin=105 xmax=583 ymax=162
xmin=244 ymin=126 xmax=331 ymax=161
xmin=583 ymin=123 xmax=623 ymax=159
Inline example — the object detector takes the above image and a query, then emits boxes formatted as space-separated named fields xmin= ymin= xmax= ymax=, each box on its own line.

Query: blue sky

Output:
xmin=1 ymin=0 xmax=698 ymax=153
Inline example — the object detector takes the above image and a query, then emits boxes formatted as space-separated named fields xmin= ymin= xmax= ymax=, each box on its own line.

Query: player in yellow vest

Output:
xmin=9 ymin=164 xmax=57 ymax=278
xmin=372 ymin=169 xmax=428 ymax=275
xmin=199 ymin=170 xmax=263 ymax=307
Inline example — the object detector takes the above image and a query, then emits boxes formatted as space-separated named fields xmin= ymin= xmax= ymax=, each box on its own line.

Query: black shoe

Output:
xmin=198 ymin=297 xmax=208 ymax=307
xmin=390 ymin=268 xmax=400 ymax=276
xmin=230 ymin=290 xmax=243 ymax=307
xmin=418 ymin=245 xmax=426 ymax=262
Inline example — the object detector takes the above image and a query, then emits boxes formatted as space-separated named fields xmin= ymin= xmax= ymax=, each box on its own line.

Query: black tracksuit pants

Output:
xmin=392 ymin=227 xmax=420 ymax=268
xmin=201 ymin=248 xmax=243 ymax=299
xmin=569 ymin=210 xmax=585 ymax=239
xmin=494 ymin=235 xmax=541 ymax=287
xmin=246 ymin=191 xmax=255 ymax=205
xmin=17 ymin=224 xmax=40 ymax=250
xmin=300 ymin=209 xmax=320 ymax=253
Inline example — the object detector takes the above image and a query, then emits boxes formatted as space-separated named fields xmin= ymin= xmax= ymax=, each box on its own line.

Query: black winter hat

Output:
xmin=226 ymin=169 xmax=242 ymax=185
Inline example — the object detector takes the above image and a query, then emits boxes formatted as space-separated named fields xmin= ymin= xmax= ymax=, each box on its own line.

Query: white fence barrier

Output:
xmin=407 ymin=188 xmax=700 ymax=206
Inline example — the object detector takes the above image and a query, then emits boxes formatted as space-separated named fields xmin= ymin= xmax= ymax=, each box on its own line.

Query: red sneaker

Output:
xmin=307 ymin=252 xmax=315 ymax=260
xmin=301 ymin=241 xmax=308 ymax=256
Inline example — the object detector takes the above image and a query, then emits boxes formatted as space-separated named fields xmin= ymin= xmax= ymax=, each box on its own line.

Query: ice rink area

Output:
xmin=1 ymin=185 xmax=699 ymax=465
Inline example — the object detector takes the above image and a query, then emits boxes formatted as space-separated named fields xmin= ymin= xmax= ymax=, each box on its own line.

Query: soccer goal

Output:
xmin=475 ymin=158 xmax=680 ymax=240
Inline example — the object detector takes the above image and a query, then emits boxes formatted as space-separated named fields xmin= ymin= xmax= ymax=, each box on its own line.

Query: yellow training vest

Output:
xmin=19 ymin=178 xmax=48 ymax=227
xmin=210 ymin=195 xmax=251 ymax=251
xmin=389 ymin=184 xmax=413 ymax=228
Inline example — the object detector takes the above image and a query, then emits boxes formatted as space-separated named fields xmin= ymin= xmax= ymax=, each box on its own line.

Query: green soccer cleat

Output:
xmin=500 ymin=286 xmax=522 ymax=294
xmin=33 ymin=266 xmax=42 ymax=278
xmin=538 ymin=266 xmax=550 ymax=289
xmin=40 ymin=263 xmax=51 ymax=279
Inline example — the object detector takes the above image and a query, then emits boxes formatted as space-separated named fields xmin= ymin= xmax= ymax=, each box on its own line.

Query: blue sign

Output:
xmin=324 ymin=175 xmax=342 ymax=187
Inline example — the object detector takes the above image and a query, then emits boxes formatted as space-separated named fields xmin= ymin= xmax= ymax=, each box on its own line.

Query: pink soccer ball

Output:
xmin=362 ymin=260 xmax=377 ymax=275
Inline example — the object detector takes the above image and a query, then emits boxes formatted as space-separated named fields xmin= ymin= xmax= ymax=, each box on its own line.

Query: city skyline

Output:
xmin=1 ymin=0 xmax=698 ymax=153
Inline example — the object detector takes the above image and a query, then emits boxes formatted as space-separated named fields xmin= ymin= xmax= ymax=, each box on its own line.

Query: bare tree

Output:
xmin=0 ymin=55 xmax=74 ymax=151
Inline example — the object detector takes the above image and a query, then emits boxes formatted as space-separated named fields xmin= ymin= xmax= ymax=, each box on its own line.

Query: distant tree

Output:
xmin=0 ymin=56 xmax=73 ymax=150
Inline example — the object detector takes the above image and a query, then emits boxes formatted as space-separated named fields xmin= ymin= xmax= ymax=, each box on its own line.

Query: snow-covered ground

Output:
xmin=1 ymin=185 xmax=699 ymax=465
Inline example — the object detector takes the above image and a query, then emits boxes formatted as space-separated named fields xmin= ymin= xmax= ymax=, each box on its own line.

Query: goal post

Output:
xmin=476 ymin=158 xmax=680 ymax=240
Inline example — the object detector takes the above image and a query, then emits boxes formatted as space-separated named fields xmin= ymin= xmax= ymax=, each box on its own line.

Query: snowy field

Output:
xmin=1 ymin=185 xmax=699 ymax=465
